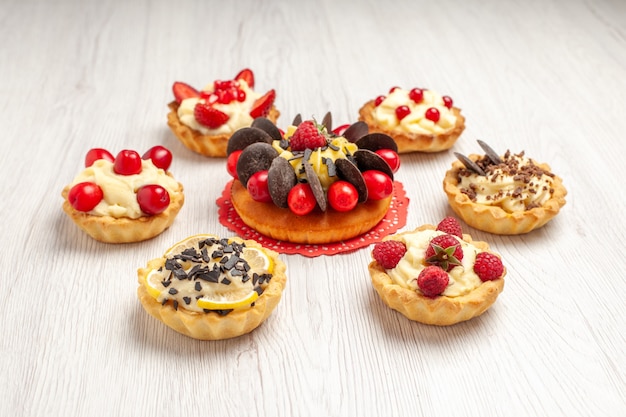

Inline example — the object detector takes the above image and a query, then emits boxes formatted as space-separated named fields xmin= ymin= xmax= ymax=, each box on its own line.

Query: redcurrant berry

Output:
xmin=395 ymin=105 xmax=411 ymax=121
xmin=327 ymin=181 xmax=359 ymax=212
xmin=142 ymin=145 xmax=172 ymax=171
xmin=287 ymin=183 xmax=317 ymax=215
xmin=114 ymin=150 xmax=142 ymax=175
xmin=374 ymin=95 xmax=386 ymax=106
xmin=375 ymin=149 xmax=401 ymax=173
xmin=137 ymin=184 xmax=170 ymax=215
xmin=68 ymin=182 xmax=103 ymax=212
xmin=226 ymin=150 xmax=242 ymax=179
xmin=425 ymin=107 xmax=440 ymax=123
xmin=408 ymin=88 xmax=424 ymax=104
xmin=442 ymin=96 xmax=453 ymax=109
xmin=247 ymin=170 xmax=272 ymax=203
xmin=362 ymin=170 xmax=393 ymax=200
xmin=85 ymin=148 xmax=114 ymax=167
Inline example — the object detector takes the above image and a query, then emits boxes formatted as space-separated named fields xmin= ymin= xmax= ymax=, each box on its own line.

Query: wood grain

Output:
xmin=1 ymin=0 xmax=625 ymax=416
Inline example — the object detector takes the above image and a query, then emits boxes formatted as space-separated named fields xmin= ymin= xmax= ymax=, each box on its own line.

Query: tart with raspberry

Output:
xmin=137 ymin=234 xmax=287 ymax=340
xmin=358 ymin=86 xmax=465 ymax=153
xmin=167 ymin=68 xmax=280 ymax=157
xmin=61 ymin=146 xmax=184 ymax=243
xmin=443 ymin=140 xmax=567 ymax=234
xmin=225 ymin=114 xmax=401 ymax=245
xmin=369 ymin=217 xmax=505 ymax=326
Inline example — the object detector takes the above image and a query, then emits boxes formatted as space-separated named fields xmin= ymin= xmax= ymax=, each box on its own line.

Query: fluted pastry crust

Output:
xmin=229 ymin=180 xmax=391 ymax=244
xmin=137 ymin=239 xmax=286 ymax=340
xmin=369 ymin=224 xmax=505 ymax=326
xmin=443 ymin=156 xmax=567 ymax=235
xmin=61 ymin=181 xmax=184 ymax=243
xmin=167 ymin=101 xmax=280 ymax=158
xmin=358 ymin=100 xmax=465 ymax=153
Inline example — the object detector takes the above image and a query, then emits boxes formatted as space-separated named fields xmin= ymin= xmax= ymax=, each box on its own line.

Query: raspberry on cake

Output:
xmin=369 ymin=218 xmax=505 ymax=326
xmin=137 ymin=234 xmax=287 ymax=340
xmin=358 ymin=86 xmax=465 ymax=153
xmin=224 ymin=113 xmax=402 ymax=245
xmin=444 ymin=140 xmax=567 ymax=234
xmin=167 ymin=68 xmax=280 ymax=157
xmin=61 ymin=146 xmax=184 ymax=243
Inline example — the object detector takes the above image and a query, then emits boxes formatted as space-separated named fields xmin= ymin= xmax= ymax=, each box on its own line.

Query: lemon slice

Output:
xmin=144 ymin=269 xmax=164 ymax=300
xmin=164 ymin=233 xmax=219 ymax=257
xmin=243 ymin=247 xmax=273 ymax=274
xmin=196 ymin=289 xmax=259 ymax=310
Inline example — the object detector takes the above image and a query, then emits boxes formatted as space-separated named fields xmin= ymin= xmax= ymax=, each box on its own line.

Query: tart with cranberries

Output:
xmin=167 ymin=68 xmax=280 ymax=157
xmin=61 ymin=146 xmax=184 ymax=243
xmin=137 ymin=234 xmax=286 ymax=340
xmin=369 ymin=218 xmax=505 ymax=326
xmin=225 ymin=114 xmax=401 ymax=245
xmin=443 ymin=140 xmax=567 ymax=234
xmin=358 ymin=86 xmax=465 ymax=153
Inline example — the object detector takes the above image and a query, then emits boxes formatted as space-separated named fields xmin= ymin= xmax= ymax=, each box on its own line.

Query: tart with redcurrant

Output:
xmin=137 ymin=234 xmax=286 ymax=340
xmin=61 ymin=146 xmax=185 ymax=243
xmin=358 ymin=86 xmax=465 ymax=153
xmin=443 ymin=140 xmax=567 ymax=234
xmin=225 ymin=113 xmax=401 ymax=245
xmin=368 ymin=217 xmax=505 ymax=326
xmin=167 ymin=68 xmax=280 ymax=157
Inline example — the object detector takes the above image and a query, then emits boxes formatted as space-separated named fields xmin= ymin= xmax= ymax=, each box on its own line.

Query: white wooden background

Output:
xmin=2 ymin=0 xmax=625 ymax=416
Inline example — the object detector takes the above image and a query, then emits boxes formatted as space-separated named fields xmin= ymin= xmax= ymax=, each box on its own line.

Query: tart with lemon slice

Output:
xmin=137 ymin=234 xmax=286 ymax=340
xmin=358 ymin=86 xmax=465 ymax=153
xmin=167 ymin=68 xmax=280 ymax=157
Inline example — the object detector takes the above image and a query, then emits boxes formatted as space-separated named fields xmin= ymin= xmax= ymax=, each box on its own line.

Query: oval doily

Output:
xmin=216 ymin=180 xmax=409 ymax=257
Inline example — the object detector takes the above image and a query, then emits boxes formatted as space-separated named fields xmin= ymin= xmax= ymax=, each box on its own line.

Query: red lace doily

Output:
xmin=216 ymin=180 xmax=409 ymax=257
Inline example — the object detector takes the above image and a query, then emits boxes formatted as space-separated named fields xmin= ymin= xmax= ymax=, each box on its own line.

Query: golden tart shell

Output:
xmin=443 ymin=155 xmax=567 ymax=235
xmin=229 ymin=180 xmax=391 ymax=245
xmin=167 ymin=101 xmax=280 ymax=158
xmin=369 ymin=224 xmax=505 ymax=326
xmin=137 ymin=238 xmax=286 ymax=340
xmin=358 ymin=99 xmax=465 ymax=153
xmin=61 ymin=181 xmax=184 ymax=243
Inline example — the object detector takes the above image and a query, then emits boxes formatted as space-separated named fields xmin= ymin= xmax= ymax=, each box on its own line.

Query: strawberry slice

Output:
xmin=234 ymin=68 xmax=255 ymax=88
xmin=194 ymin=102 xmax=229 ymax=128
xmin=172 ymin=81 xmax=200 ymax=104
xmin=249 ymin=89 xmax=276 ymax=119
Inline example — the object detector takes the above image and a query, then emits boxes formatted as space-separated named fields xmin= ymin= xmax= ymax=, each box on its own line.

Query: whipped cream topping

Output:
xmin=386 ymin=229 xmax=483 ymax=297
xmin=177 ymin=80 xmax=260 ymax=135
xmin=69 ymin=159 xmax=180 ymax=219
xmin=458 ymin=151 xmax=556 ymax=213
xmin=372 ymin=88 xmax=457 ymax=135
xmin=146 ymin=237 xmax=272 ymax=313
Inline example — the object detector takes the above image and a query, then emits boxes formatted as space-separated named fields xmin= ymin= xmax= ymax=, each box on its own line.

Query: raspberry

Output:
xmin=372 ymin=240 xmax=407 ymax=269
xmin=425 ymin=234 xmax=463 ymax=272
xmin=473 ymin=252 xmax=504 ymax=281
xmin=436 ymin=216 xmax=463 ymax=238
xmin=289 ymin=121 xmax=327 ymax=151
xmin=417 ymin=266 xmax=449 ymax=298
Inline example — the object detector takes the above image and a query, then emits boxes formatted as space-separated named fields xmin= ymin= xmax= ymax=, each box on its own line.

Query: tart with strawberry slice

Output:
xmin=358 ymin=86 xmax=465 ymax=153
xmin=137 ymin=234 xmax=287 ymax=340
xmin=369 ymin=217 xmax=505 ymax=326
xmin=167 ymin=68 xmax=280 ymax=157
xmin=61 ymin=146 xmax=184 ymax=243
xmin=224 ymin=114 xmax=402 ymax=245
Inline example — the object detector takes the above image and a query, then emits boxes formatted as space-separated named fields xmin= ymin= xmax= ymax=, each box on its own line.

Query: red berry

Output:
xmin=226 ymin=150 xmax=242 ymax=179
xmin=287 ymin=183 xmax=317 ymax=215
xmin=332 ymin=124 xmax=350 ymax=136
xmin=436 ymin=216 xmax=463 ymax=238
xmin=289 ymin=120 xmax=327 ymax=151
xmin=249 ymin=89 xmax=276 ymax=118
xmin=68 ymin=182 xmax=103 ymax=212
xmin=408 ymin=88 xmax=424 ymax=103
xmin=372 ymin=240 xmax=407 ymax=269
xmin=374 ymin=149 xmax=401 ymax=173
xmin=425 ymin=107 xmax=440 ymax=122
xmin=442 ymin=95 xmax=453 ymax=109
xmin=137 ymin=185 xmax=170 ymax=215
xmin=113 ymin=150 xmax=142 ymax=175
xmin=246 ymin=170 xmax=272 ymax=203
xmin=214 ymin=79 xmax=236 ymax=91
xmin=215 ymin=88 xmax=237 ymax=104
xmin=85 ymin=148 xmax=114 ymax=167
xmin=474 ymin=252 xmax=504 ymax=282
xmin=395 ymin=105 xmax=411 ymax=121
xmin=417 ymin=266 xmax=449 ymax=298
xmin=142 ymin=145 xmax=172 ymax=171
xmin=172 ymin=81 xmax=200 ymax=104
xmin=194 ymin=102 xmax=230 ymax=128
xmin=234 ymin=68 xmax=254 ymax=88
xmin=327 ymin=181 xmax=359 ymax=212
xmin=388 ymin=86 xmax=400 ymax=93
xmin=362 ymin=170 xmax=393 ymax=200
xmin=374 ymin=95 xmax=386 ymax=106
xmin=425 ymin=234 xmax=464 ymax=272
